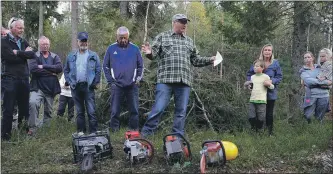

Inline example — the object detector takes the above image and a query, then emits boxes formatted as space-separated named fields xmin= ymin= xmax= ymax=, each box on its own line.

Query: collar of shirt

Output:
xmin=169 ymin=30 xmax=185 ymax=38
xmin=8 ymin=32 xmax=22 ymax=50
xmin=39 ymin=51 xmax=51 ymax=57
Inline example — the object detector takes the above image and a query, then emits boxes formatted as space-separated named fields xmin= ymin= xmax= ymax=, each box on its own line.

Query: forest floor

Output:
xmin=1 ymin=116 xmax=332 ymax=173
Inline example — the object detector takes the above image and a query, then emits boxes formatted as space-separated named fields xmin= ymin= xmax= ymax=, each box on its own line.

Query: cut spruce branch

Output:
xmin=192 ymin=88 xmax=216 ymax=133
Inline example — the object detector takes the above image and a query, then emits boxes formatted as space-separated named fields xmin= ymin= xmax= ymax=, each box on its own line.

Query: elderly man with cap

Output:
xmin=64 ymin=31 xmax=101 ymax=134
xmin=103 ymin=26 xmax=143 ymax=132
xmin=140 ymin=14 xmax=216 ymax=137
xmin=1 ymin=17 xmax=36 ymax=140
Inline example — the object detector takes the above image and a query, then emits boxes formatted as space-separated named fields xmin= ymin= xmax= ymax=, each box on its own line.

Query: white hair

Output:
xmin=38 ymin=36 xmax=50 ymax=45
xmin=318 ymin=48 xmax=333 ymax=64
xmin=8 ymin=17 xmax=24 ymax=29
xmin=116 ymin=26 xmax=130 ymax=36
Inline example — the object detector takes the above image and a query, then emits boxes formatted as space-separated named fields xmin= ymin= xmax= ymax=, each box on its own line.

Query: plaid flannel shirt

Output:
xmin=149 ymin=30 xmax=212 ymax=86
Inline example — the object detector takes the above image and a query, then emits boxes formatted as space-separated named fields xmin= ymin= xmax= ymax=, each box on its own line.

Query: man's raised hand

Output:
xmin=141 ymin=42 xmax=152 ymax=55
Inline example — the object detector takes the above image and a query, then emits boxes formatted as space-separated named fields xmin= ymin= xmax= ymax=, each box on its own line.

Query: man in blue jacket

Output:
xmin=103 ymin=26 xmax=143 ymax=132
xmin=64 ymin=32 xmax=101 ymax=133
xmin=28 ymin=36 xmax=62 ymax=134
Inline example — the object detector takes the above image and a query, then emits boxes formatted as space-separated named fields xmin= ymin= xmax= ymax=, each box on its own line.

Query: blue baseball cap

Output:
xmin=77 ymin=32 xmax=88 ymax=41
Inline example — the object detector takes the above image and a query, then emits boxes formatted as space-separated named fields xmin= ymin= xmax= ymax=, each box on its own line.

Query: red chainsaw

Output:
xmin=123 ymin=130 xmax=154 ymax=165
xmin=200 ymin=140 xmax=238 ymax=174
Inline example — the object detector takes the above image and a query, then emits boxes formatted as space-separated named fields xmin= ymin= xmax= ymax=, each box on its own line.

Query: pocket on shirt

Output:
xmin=88 ymin=59 xmax=96 ymax=70
xmin=162 ymin=42 xmax=173 ymax=55
xmin=185 ymin=45 xmax=194 ymax=55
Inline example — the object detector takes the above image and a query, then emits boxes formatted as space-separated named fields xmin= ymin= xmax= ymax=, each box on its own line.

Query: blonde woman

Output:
xmin=246 ymin=44 xmax=283 ymax=136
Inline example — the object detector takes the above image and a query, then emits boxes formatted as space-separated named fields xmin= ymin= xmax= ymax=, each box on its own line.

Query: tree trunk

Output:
xmin=288 ymin=1 xmax=311 ymax=122
xmin=38 ymin=1 xmax=43 ymax=38
xmin=143 ymin=1 xmax=150 ymax=43
xmin=120 ymin=1 xmax=129 ymax=19
xmin=71 ymin=1 xmax=79 ymax=51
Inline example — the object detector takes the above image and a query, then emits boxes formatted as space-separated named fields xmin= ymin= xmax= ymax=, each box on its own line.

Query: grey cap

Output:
xmin=172 ymin=14 xmax=190 ymax=22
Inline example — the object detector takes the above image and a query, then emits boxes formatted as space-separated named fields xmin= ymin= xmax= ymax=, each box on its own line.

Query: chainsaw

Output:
xmin=71 ymin=129 xmax=113 ymax=172
xmin=200 ymin=140 xmax=238 ymax=174
xmin=162 ymin=133 xmax=192 ymax=165
xmin=123 ymin=130 xmax=154 ymax=165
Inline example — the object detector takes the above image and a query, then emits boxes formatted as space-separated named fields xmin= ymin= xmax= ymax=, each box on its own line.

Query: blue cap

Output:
xmin=77 ymin=32 xmax=88 ymax=41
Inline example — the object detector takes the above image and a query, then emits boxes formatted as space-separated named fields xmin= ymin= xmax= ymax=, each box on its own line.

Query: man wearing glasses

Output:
xmin=1 ymin=17 xmax=36 ymax=140
xmin=140 ymin=14 xmax=216 ymax=137
xmin=64 ymin=32 xmax=101 ymax=134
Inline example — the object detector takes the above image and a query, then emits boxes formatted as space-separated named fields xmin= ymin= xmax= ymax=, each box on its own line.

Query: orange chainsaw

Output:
xmin=162 ymin=133 xmax=192 ymax=165
xmin=200 ymin=140 xmax=238 ymax=174
xmin=123 ymin=130 xmax=154 ymax=165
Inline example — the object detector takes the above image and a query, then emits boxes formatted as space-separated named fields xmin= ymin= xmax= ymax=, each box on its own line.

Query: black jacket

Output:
xmin=28 ymin=52 xmax=63 ymax=96
xmin=1 ymin=34 xmax=36 ymax=78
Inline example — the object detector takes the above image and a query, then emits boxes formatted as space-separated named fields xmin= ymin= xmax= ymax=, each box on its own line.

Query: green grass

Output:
xmin=1 ymin=117 xmax=332 ymax=173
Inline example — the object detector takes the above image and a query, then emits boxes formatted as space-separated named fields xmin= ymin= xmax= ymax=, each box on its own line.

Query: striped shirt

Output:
xmin=149 ymin=30 xmax=212 ymax=86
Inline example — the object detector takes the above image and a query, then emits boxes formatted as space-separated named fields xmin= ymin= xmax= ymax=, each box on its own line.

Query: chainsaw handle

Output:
xmin=201 ymin=140 xmax=226 ymax=165
xmin=129 ymin=138 xmax=155 ymax=162
xmin=163 ymin=133 xmax=192 ymax=160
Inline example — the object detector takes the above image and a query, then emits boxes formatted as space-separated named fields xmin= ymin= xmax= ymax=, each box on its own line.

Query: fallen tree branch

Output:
xmin=186 ymin=101 xmax=195 ymax=118
xmin=192 ymin=88 xmax=216 ymax=133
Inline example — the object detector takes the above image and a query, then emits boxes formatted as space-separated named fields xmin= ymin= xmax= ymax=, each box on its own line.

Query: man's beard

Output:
xmin=79 ymin=46 xmax=88 ymax=51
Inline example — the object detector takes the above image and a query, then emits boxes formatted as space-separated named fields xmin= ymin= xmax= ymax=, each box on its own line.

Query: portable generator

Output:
xmin=162 ymin=133 xmax=192 ymax=165
xmin=200 ymin=140 xmax=238 ymax=174
xmin=123 ymin=130 xmax=154 ymax=165
xmin=72 ymin=130 xmax=113 ymax=172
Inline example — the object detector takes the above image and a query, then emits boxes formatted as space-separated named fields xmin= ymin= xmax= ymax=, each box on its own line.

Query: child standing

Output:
xmin=244 ymin=60 xmax=274 ymax=132
xmin=57 ymin=73 xmax=74 ymax=122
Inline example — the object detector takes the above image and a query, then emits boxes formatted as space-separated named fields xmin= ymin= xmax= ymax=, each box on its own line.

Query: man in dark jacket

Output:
xmin=103 ymin=26 xmax=143 ymax=132
xmin=28 ymin=36 xmax=62 ymax=133
xmin=1 ymin=17 xmax=36 ymax=140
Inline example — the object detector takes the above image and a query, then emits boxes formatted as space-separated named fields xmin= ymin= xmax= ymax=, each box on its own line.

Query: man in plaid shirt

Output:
xmin=141 ymin=14 xmax=215 ymax=137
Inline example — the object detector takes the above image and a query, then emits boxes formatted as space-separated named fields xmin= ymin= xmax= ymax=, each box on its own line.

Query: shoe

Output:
xmin=307 ymin=118 xmax=311 ymax=124
xmin=27 ymin=128 xmax=34 ymax=136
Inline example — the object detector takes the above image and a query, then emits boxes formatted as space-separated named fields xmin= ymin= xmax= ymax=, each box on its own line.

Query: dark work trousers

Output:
xmin=71 ymin=82 xmax=98 ymax=133
xmin=57 ymin=95 xmax=74 ymax=121
xmin=266 ymin=100 xmax=275 ymax=134
xmin=109 ymin=84 xmax=139 ymax=132
xmin=1 ymin=77 xmax=30 ymax=140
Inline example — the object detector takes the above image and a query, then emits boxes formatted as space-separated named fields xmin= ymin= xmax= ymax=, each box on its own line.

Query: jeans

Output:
xmin=57 ymin=95 xmax=74 ymax=121
xmin=1 ymin=77 xmax=30 ymax=140
xmin=71 ymin=82 xmax=98 ymax=133
xmin=29 ymin=90 xmax=54 ymax=128
xmin=304 ymin=97 xmax=329 ymax=121
xmin=266 ymin=100 xmax=275 ymax=134
xmin=109 ymin=84 xmax=139 ymax=131
xmin=141 ymin=83 xmax=190 ymax=137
